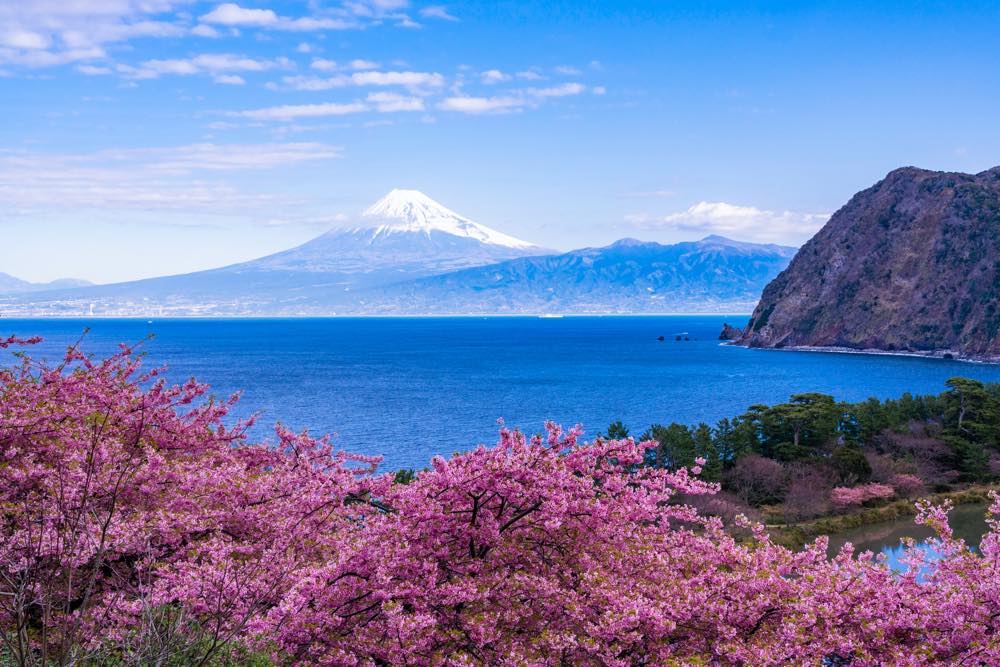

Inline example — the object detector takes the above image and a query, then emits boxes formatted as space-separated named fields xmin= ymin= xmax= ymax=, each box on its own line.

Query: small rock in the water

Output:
xmin=718 ymin=323 xmax=743 ymax=341
xmin=675 ymin=335 xmax=682 ymax=341
xmin=657 ymin=335 xmax=665 ymax=341
xmin=943 ymin=352 xmax=954 ymax=360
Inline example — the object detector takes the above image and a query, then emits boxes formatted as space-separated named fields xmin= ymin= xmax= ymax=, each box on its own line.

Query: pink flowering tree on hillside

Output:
xmin=0 ymin=338 xmax=386 ymax=665
xmin=1 ymin=337 xmax=999 ymax=666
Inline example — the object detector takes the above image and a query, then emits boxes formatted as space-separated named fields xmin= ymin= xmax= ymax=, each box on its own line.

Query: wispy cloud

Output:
xmin=232 ymin=102 xmax=369 ymax=121
xmin=366 ymin=92 xmax=424 ymax=112
xmin=118 ymin=53 xmax=291 ymax=80
xmin=82 ymin=143 xmax=342 ymax=173
xmin=438 ymin=81 xmax=591 ymax=114
xmin=480 ymin=69 xmax=509 ymax=84
xmin=0 ymin=143 xmax=342 ymax=214
xmin=352 ymin=70 xmax=444 ymax=87
xmin=213 ymin=73 xmax=245 ymax=85
xmin=0 ymin=1 xmax=186 ymax=67
xmin=620 ymin=189 xmax=676 ymax=199
xmin=626 ymin=201 xmax=828 ymax=244
xmin=526 ymin=82 xmax=586 ymax=98
xmin=198 ymin=3 xmax=354 ymax=31
xmin=437 ymin=95 xmax=525 ymax=114
xmin=419 ymin=6 xmax=459 ymax=22
xmin=0 ymin=1 xmax=424 ymax=70
xmin=349 ymin=59 xmax=379 ymax=70
xmin=554 ymin=65 xmax=582 ymax=76
xmin=278 ymin=69 xmax=443 ymax=92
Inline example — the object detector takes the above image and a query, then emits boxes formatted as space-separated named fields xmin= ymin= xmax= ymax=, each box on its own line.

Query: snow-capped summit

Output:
xmin=230 ymin=188 xmax=549 ymax=288
xmin=361 ymin=189 xmax=536 ymax=250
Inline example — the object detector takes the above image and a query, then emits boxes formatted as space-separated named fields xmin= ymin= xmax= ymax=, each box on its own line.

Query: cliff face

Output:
xmin=739 ymin=166 xmax=1000 ymax=360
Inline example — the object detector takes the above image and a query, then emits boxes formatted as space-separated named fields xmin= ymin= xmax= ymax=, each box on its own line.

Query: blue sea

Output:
xmin=6 ymin=316 xmax=1000 ymax=471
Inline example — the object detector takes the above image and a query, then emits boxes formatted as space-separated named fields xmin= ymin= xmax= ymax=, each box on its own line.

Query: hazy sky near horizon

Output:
xmin=2 ymin=0 xmax=999 ymax=283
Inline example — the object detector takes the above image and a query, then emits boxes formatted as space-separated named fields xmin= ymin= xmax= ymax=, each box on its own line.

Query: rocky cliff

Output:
xmin=738 ymin=166 xmax=1000 ymax=360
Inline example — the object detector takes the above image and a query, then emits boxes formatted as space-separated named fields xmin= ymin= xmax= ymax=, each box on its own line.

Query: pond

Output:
xmin=826 ymin=503 xmax=990 ymax=573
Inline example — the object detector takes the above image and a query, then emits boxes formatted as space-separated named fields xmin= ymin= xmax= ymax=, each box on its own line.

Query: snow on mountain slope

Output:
xmin=243 ymin=189 xmax=547 ymax=280
xmin=360 ymin=189 xmax=536 ymax=249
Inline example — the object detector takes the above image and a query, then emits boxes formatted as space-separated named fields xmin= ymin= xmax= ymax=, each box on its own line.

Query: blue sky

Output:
xmin=2 ymin=0 xmax=998 ymax=283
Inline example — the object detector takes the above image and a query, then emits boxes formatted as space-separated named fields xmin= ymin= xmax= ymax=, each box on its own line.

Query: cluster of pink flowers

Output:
xmin=1 ymin=339 xmax=998 ymax=665
xmin=830 ymin=482 xmax=897 ymax=508
xmin=890 ymin=473 xmax=927 ymax=498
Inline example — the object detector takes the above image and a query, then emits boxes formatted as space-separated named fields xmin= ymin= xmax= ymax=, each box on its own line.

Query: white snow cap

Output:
xmin=361 ymin=189 xmax=536 ymax=249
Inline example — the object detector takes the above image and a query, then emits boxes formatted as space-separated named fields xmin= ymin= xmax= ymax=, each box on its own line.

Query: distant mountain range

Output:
xmin=1 ymin=190 xmax=797 ymax=316
xmin=363 ymin=236 xmax=796 ymax=314
xmin=0 ymin=273 xmax=92 ymax=293
xmin=737 ymin=166 xmax=1000 ymax=361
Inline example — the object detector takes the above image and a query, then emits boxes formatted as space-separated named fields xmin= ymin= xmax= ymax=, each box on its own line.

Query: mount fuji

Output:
xmin=245 ymin=189 xmax=548 ymax=282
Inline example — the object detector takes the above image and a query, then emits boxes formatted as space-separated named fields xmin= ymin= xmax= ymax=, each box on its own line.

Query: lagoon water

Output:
xmin=827 ymin=503 xmax=989 ymax=574
xmin=7 ymin=316 xmax=1000 ymax=471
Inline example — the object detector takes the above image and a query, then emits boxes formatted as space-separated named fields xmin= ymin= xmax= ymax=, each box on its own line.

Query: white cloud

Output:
xmin=419 ymin=5 xmax=458 ymax=21
xmin=351 ymin=70 xmax=443 ymax=87
xmin=98 ymin=143 xmax=342 ymax=172
xmin=1 ymin=29 xmax=51 ymax=50
xmin=77 ymin=64 xmax=112 ymax=75
xmin=310 ymin=58 xmax=379 ymax=72
xmin=480 ymin=69 xmax=508 ymax=84
xmin=296 ymin=42 xmax=312 ymax=53
xmin=122 ymin=53 xmax=288 ymax=79
xmin=526 ymin=82 xmax=586 ymax=98
xmin=366 ymin=91 xmax=424 ymax=112
xmin=438 ymin=82 xmax=588 ymax=115
xmin=191 ymin=24 xmax=221 ymax=38
xmin=0 ymin=143 xmax=342 ymax=215
xmin=0 ymin=46 xmax=107 ymax=68
xmin=0 ymin=2 xmax=186 ymax=68
xmin=592 ymin=86 xmax=606 ymax=95
xmin=280 ymin=74 xmax=349 ymax=91
xmin=213 ymin=74 xmax=245 ymax=85
xmin=232 ymin=102 xmax=368 ymax=121
xmin=200 ymin=3 xmax=278 ymax=27
xmin=199 ymin=2 xmax=353 ymax=31
xmin=311 ymin=58 xmax=339 ymax=71
xmin=438 ymin=95 xmax=524 ymax=114
xmin=626 ymin=201 xmax=828 ymax=244
xmin=345 ymin=0 xmax=411 ymax=16
xmin=515 ymin=70 xmax=544 ymax=80
xmin=282 ymin=69 xmax=442 ymax=91
xmin=554 ymin=65 xmax=582 ymax=76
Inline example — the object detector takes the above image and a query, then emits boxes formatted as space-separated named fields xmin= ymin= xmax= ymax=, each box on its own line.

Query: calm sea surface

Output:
xmin=6 ymin=316 xmax=1000 ymax=471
